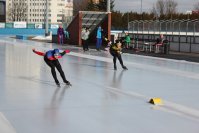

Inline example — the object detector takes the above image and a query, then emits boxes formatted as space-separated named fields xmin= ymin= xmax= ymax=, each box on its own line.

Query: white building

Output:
xmin=6 ymin=0 xmax=73 ymax=23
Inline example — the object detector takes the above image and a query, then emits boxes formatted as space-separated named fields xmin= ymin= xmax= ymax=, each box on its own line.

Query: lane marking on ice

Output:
xmin=105 ymin=86 xmax=199 ymax=122
xmin=0 ymin=112 xmax=17 ymax=133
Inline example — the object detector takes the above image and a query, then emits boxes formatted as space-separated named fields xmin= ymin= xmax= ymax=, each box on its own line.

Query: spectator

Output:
xmin=81 ymin=27 xmax=90 ymax=52
xmin=124 ymin=33 xmax=131 ymax=49
xmin=57 ymin=25 xmax=65 ymax=45
xmin=154 ymin=34 xmax=164 ymax=53
xmin=156 ymin=34 xmax=164 ymax=44
xmin=96 ymin=26 xmax=103 ymax=51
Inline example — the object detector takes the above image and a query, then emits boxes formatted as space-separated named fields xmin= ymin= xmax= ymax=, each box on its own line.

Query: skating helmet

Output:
xmin=54 ymin=49 xmax=60 ymax=57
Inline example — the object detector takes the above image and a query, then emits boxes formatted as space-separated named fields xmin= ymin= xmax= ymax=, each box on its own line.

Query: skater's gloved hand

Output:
xmin=65 ymin=49 xmax=70 ymax=53
xmin=32 ymin=48 xmax=35 ymax=52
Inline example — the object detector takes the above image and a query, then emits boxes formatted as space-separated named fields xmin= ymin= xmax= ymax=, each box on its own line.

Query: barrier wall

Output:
xmin=0 ymin=28 xmax=57 ymax=35
xmin=118 ymin=32 xmax=199 ymax=53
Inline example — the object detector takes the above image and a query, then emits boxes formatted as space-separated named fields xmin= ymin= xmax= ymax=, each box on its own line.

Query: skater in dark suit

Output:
xmin=32 ymin=48 xmax=71 ymax=86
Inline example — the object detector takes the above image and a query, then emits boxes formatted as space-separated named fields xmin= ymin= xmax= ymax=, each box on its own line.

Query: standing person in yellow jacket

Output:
xmin=109 ymin=40 xmax=128 ymax=70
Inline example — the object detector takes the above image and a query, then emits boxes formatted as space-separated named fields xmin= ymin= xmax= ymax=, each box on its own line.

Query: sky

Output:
xmin=114 ymin=0 xmax=197 ymax=13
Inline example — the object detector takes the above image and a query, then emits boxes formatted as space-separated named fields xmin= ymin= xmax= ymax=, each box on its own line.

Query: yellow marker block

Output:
xmin=149 ymin=98 xmax=163 ymax=105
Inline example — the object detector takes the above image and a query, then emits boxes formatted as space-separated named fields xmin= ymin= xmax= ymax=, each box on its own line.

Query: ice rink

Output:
xmin=0 ymin=36 xmax=199 ymax=133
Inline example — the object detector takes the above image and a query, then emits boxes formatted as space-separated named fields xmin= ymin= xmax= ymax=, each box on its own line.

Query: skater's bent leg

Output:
xmin=113 ymin=56 xmax=117 ymax=70
xmin=44 ymin=58 xmax=59 ymax=84
xmin=117 ymin=54 xmax=127 ymax=70
xmin=55 ymin=61 xmax=68 ymax=83
xmin=51 ymin=67 xmax=59 ymax=84
xmin=116 ymin=54 xmax=124 ymax=67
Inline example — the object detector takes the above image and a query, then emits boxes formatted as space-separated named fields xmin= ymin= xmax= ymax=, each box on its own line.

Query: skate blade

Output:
xmin=67 ymin=83 xmax=72 ymax=86
xmin=57 ymin=84 xmax=61 ymax=87
xmin=65 ymin=83 xmax=72 ymax=86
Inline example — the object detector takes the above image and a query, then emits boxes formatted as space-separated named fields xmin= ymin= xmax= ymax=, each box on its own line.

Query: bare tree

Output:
xmin=156 ymin=0 xmax=165 ymax=16
xmin=152 ymin=0 xmax=177 ymax=17
xmin=165 ymin=0 xmax=177 ymax=14
xmin=151 ymin=4 xmax=159 ymax=19
xmin=7 ymin=1 xmax=27 ymax=22
xmin=194 ymin=2 xmax=199 ymax=10
xmin=73 ymin=0 xmax=89 ymax=15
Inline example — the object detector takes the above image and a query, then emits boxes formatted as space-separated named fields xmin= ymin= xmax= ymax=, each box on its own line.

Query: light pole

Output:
xmin=141 ymin=0 xmax=143 ymax=19
xmin=127 ymin=12 xmax=129 ymax=31
xmin=45 ymin=0 xmax=49 ymax=36
xmin=107 ymin=0 xmax=110 ymax=12
xmin=141 ymin=0 xmax=142 ymax=13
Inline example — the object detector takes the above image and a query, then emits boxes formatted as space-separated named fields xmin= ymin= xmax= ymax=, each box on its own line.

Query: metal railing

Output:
xmin=128 ymin=19 xmax=199 ymax=36
xmin=125 ymin=19 xmax=199 ymax=53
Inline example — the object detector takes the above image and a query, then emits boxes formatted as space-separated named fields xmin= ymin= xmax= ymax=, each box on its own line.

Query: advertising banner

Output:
xmin=51 ymin=24 xmax=59 ymax=29
xmin=0 ymin=23 xmax=5 ymax=28
xmin=13 ymin=22 xmax=27 ymax=28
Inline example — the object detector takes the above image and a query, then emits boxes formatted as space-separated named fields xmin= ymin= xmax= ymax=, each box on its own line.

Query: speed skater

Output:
xmin=32 ymin=48 xmax=71 ymax=86
xmin=109 ymin=40 xmax=128 ymax=70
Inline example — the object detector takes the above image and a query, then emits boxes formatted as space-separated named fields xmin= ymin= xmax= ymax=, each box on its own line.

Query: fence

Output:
xmin=127 ymin=19 xmax=199 ymax=53
xmin=128 ymin=19 xmax=199 ymax=36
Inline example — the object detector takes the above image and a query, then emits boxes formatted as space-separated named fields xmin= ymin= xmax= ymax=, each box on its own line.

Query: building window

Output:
xmin=0 ymin=2 xmax=5 ymax=15
xmin=57 ymin=20 xmax=62 ymax=22
xmin=57 ymin=14 xmax=63 ymax=17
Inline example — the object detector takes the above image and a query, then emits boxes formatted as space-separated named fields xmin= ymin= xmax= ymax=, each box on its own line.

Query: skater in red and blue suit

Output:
xmin=32 ymin=48 xmax=71 ymax=86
